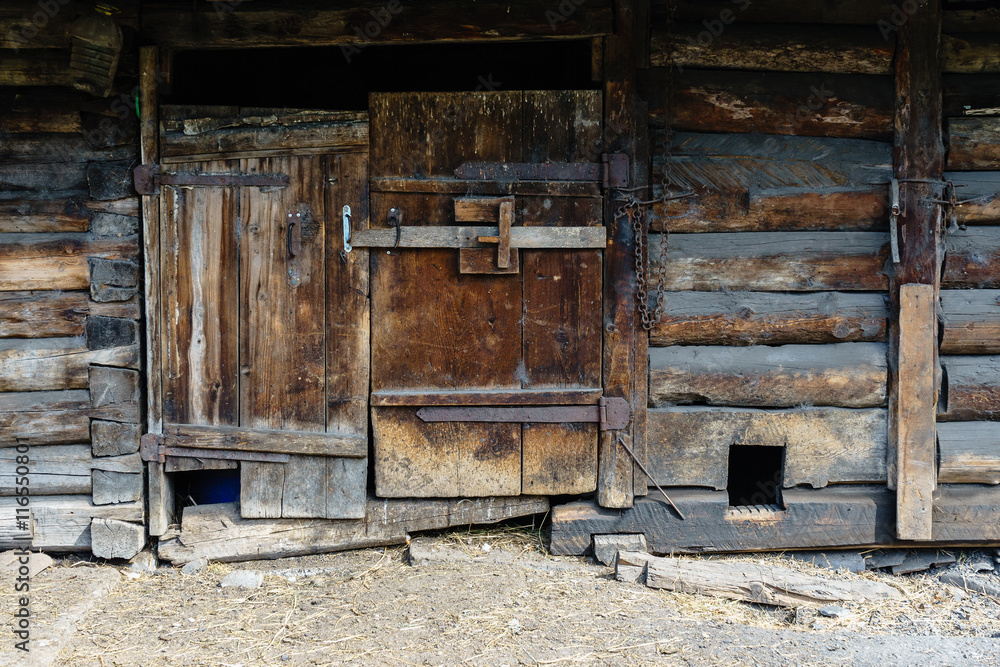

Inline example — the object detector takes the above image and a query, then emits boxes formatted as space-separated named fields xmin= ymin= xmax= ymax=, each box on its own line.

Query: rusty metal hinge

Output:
xmin=453 ymin=153 xmax=628 ymax=190
xmin=415 ymin=396 xmax=630 ymax=431
xmin=133 ymin=164 xmax=289 ymax=195
xmin=139 ymin=433 xmax=290 ymax=464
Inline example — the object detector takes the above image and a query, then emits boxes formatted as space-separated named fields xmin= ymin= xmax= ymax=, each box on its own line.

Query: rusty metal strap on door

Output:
xmin=139 ymin=434 xmax=291 ymax=464
xmin=133 ymin=164 xmax=289 ymax=195
xmin=416 ymin=397 xmax=630 ymax=431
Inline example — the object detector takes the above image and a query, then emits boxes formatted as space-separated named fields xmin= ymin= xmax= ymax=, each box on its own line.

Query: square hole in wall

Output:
xmin=726 ymin=445 xmax=784 ymax=507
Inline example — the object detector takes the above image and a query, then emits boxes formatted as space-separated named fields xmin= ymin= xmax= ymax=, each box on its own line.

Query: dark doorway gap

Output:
xmin=726 ymin=445 xmax=784 ymax=507
xmin=165 ymin=40 xmax=596 ymax=109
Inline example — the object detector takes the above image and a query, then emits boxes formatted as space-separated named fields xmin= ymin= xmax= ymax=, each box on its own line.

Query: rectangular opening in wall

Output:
xmin=726 ymin=445 xmax=784 ymax=508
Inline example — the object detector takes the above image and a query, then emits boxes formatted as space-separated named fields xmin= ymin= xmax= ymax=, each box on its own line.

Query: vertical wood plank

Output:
xmin=599 ymin=0 xmax=641 ymax=507
xmin=139 ymin=46 xmax=170 ymax=536
xmin=325 ymin=152 xmax=370 ymax=438
xmin=896 ymin=284 xmax=937 ymax=540
xmin=887 ymin=0 xmax=944 ymax=543
xmin=240 ymin=462 xmax=284 ymax=519
xmin=240 ymin=156 xmax=326 ymax=433
xmin=160 ymin=171 xmax=239 ymax=427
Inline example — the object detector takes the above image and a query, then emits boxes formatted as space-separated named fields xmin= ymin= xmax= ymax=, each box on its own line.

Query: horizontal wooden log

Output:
xmin=651 ymin=187 xmax=889 ymax=233
xmin=943 ymin=226 xmax=1000 ymax=289
xmin=650 ymin=343 xmax=887 ymax=408
xmin=0 ymin=339 xmax=139 ymax=392
xmin=0 ymin=495 xmax=143 ymax=551
xmin=665 ymin=0 xmax=895 ymax=25
xmin=370 ymin=177 xmax=599 ymax=197
xmin=0 ymin=390 xmax=137 ymax=445
xmin=0 ymin=198 xmax=90 ymax=232
xmin=142 ymin=1 xmax=612 ymax=49
xmin=650 ymin=232 xmax=890 ymax=291
xmin=941 ymin=355 xmax=1000 ymax=421
xmin=0 ymin=291 xmax=138 ymax=338
xmin=370 ymin=388 xmax=603 ymax=406
xmin=650 ymin=291 xmax=887 ymax=346
xmin=941 ymin=290 xmax=1000 ymax=354
xmin=0 ymin=49 xmax=74 ymax=87
xmin=0 ymin=111 xmax=81 ymax=134
xmin=938 ymin=423 xmax=1000 ymax=484
xmin=0 ymin=445 xmax=140 ymax=495
xmin=654 ymin=68 xmax=893 ymax=140
xmin=943 ymin=34 xmax=1000 ymax=74
xmin=653 ymin=25 xmax=894 ymax=74
xmin=946 ymin=172 xmax=1000 ymax=224
xmin=160 ymin=109 xmax=368 ymax=162
xmin=351 ymin=226 xmax=605 ymax=249
xmin=163 ymin=424 xmax=367 ymax=457
xmin=0 ymin=136 xmax=136 ymax=164
xmin=653 ymin=132 xmax=891 ymax=193
xmin=552 ymin=484 xmax=1000 ymax=554
xmin=618 ymin=550 xmax=901 ymax=606
xmin=0 ymin=163 xmax=88 ymax=194
xmin=648 ymin=407 xmax=887 ymax=490
xmin=0 ymin=1 xmax=138 ymax=49
xmin=944 ymin=9 xmax=1000 ymax=33
xmin=0 ymin=234 xmax=138 ymax=291
xmin=943 ymin=74 xmax=1000 ymax=117
xmin=158 ymin=496 xmax=549 ymax=564
xmin=551 ymin=486 xmax=897 ymax=555
xmin=947 ymin=117 xmax=1000 ymax=170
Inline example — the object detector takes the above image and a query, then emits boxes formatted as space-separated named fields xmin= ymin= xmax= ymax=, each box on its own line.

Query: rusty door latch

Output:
xmin=133 ymin=164 xmax=289 ymax=195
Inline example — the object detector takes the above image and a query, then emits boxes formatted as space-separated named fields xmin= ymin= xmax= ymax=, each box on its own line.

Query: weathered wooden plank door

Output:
xmin=156 ymin=108 xmax=369 ymax=518
xmin=366 ymin=91 xmax=607 ymax=497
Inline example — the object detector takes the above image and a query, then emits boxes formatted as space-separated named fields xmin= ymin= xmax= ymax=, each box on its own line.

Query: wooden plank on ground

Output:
xmin=618 ymin=551 xmax=902 ymax=606
xmin=550 ymin=486 xmax=897 ymax=556
xmin=896 ymin=284 xmax=938 ymax=541
xmin=650 ymin=292 xmax=887 ymax=346
xmin=647 ymin=407 xmax=887 ymax=490
xmin=938 ymin=423 xmax=1000 ymax=484
xmin=649 ymin=343 xmax=887 ymax=408
xmin=651 ymin=232 xmax=889 ymax=291
xmin=941 ymin=290 xmax=1000 ymax=354
xmin=157 ymin=496 xmax=550 ymax=565
xmin=941 ymin=356 xmax=1000 ymax=421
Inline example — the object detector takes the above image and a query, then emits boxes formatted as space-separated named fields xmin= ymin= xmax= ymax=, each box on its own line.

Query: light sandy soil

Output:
xmin=3 ymin=526 xmax=1000 ymax=666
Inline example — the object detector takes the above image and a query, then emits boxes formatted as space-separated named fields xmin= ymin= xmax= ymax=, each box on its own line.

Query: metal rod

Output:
xmin=615 ymin=435 xmax=685 ymax=520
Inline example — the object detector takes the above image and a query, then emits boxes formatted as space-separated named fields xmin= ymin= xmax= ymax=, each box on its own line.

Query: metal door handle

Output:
xmin=342 ymin=205 xmax=352 ymax=253
xmin=287 ymin=219 xmax=301 ymax=257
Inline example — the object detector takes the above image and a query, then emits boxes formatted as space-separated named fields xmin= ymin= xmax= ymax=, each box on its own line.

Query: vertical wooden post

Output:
xmin=599 ymin=0 xmax=644 ymax=507
xmin=890 ymin=1 xmax=944 ymax=541
xmin=139 ymin=46 xmax=173 ymax=536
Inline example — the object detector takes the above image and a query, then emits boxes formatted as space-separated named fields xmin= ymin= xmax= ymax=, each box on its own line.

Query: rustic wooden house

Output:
xmin=1 ymin=0 xmax=998 ymax=562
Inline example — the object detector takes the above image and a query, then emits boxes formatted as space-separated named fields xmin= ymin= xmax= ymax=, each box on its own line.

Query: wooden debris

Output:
xmin=593 ymin=534 xmax=647 ymax=567
xmin=891 ymin=551 xmax=957 ymax=575
xmin=158 ymin=496 xmax=549 ymax=565
xmin=616 ymin=551 xmax=902 ymax=606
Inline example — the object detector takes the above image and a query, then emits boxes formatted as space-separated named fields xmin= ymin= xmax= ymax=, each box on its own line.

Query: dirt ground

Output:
xmin=3 ymin=525 xmax=1000 ymax=666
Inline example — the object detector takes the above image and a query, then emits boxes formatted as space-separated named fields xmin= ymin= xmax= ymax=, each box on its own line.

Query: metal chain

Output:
xmin=615 ymin=0 xmax=676 ymax=331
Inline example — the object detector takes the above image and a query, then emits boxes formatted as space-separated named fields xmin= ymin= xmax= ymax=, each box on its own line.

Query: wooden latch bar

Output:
xmin=416 ymin=396 xmax=630 ymax=431
xmin=133 ymin=164 xmax=289 ymax=195
xmin=140 ymin=433 xmax=291 ymax=464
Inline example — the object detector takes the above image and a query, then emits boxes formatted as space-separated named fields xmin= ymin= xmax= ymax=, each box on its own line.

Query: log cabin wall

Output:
xmin=937 ymin=4 xmax=1000 ymax=484
xmin=0 ymin=2 xmax=146 ymax=556
xmin=643 ymin=1 xmax=897 ymax=511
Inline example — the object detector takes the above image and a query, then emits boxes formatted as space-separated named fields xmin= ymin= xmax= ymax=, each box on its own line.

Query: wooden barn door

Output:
xmin=151 ymin=108 xmax=369 ymax=519
xmin=362 ymin=91 xmax=612 ymax=498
